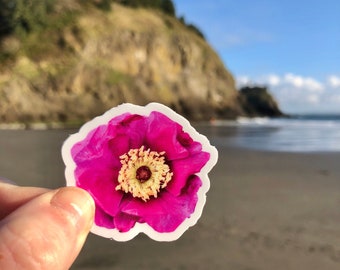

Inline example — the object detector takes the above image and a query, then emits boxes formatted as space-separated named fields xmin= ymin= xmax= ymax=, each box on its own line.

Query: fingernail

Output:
xmin=0 ymin=177 xmax=17 ymax=185
xmin=50 ymin=187 xmax=95 ymax=231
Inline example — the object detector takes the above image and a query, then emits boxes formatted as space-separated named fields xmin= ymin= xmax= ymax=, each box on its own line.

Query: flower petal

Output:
xmin=120 ymin=176 xmax=202 ymax=232
xmin=166 ymin=151 xmax=210 ymax=196
xmin=94 ymin=204 xmax=115 ymax=229
xmin=177 ymin=129 xmax=203 ymax=155
xmin=108 ymin=113 xmax=147 ymax=149
xmin=114 ymin=212 xmax=139 ymax=232
xmin=72 ymin=125 xmax=108 ymax=163
xmin=76 ymin=166 xmax=124 ymax=216
xmin=146 ymin=112 xmax=189 ymax=160
xmin=107 ymin=134 xmax=130 ymax=160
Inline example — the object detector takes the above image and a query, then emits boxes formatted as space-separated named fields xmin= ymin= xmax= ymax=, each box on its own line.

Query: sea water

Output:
xmin=207 ymin=114 xmax=340 ymax=152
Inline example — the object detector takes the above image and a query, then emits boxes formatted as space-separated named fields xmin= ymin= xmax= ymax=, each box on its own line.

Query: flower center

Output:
xmin=136 ymin=166 xmax=152 ymax=183
xmin=116 ymin=146 xmax=173 ymax=202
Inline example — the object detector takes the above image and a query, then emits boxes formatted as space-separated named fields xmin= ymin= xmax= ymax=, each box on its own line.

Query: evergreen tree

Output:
xmin=161 ymin=0 xmax=175 ymax=16
xmin=0 ymin=0 xmax=16 ymax=37
xmin=0 ymin=0 xmax=56 ymax=37
xmin=92 ymin=0 xmax=112 ymax=11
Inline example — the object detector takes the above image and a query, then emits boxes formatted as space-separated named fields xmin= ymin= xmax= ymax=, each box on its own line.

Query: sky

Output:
xmin=173 ymin=0 xmax=340 ymax=114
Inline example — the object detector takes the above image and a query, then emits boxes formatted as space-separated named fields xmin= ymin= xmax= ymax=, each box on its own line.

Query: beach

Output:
xmin=1 ymin=128 xmax=340 ymax=269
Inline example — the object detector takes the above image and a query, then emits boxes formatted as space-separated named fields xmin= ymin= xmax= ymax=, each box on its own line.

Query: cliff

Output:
xmin=239 ymin=86 xmax=284 ymax=117
xmin=0 ymin=2 xmax=281 ymax=124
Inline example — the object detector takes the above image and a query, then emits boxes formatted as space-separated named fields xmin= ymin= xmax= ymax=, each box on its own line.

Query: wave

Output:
xmin=211 ymin=115 xmax=340 ymax=152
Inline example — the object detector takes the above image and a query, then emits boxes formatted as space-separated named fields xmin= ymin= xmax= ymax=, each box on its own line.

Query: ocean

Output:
xmin=201 ymin=114 xmax=340 ymax=153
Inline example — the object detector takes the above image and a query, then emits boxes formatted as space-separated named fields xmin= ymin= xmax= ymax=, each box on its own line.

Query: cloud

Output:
xmin=236 ymin=75 xmax=251 ymax=87
xmin=283 ymin=73 xmax=324 ymax=92
xmin=328 ymin=94 xmax=340 ymax=103
xmin=327 ymin=75 xmax=340 ymax=88
xmin=236 ymin=73 xmax=340 ymax=113
xmin=266 ymin=74 xmax=280 ymax=86
xmin=306 ymin=94 xmax=320 ymax=104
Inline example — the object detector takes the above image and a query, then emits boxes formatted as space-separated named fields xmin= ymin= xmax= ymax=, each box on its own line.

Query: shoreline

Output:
xmin=0 ymin=122 xmax=83 ymax=130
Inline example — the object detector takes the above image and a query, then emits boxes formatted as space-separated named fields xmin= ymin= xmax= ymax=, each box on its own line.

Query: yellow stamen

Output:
xmin=115 ymin=146 xmax=173 ymax=201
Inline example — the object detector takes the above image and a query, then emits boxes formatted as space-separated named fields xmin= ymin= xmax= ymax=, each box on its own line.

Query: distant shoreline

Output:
xmin=0 ymin=122 xmax=83 ymax=130
xmin=2 ymin=112 xmax=340 ymax=130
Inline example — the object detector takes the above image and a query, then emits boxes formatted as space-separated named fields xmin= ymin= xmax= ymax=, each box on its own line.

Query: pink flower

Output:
xmin=62 ymin=103 xmax=218 ymax=241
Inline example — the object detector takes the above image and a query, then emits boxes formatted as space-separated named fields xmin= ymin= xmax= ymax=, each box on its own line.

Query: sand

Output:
xmin=1 ymin=129 xmax=340 ymax=269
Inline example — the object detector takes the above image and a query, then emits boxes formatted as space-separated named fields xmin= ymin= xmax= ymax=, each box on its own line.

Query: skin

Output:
xmin=0 ymin=180 xmax=95 ymax=270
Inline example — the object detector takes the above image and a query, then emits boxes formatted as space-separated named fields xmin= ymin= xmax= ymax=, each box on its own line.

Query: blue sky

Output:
xmin=173 ymin=0 xmax=340 ymax=114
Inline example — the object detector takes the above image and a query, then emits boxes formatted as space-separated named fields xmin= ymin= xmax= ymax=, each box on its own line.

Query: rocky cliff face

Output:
xmin=0 ymin=3 xmax=279 ymax=124
xmin=239 ymin=86 xmax=283 ymax=117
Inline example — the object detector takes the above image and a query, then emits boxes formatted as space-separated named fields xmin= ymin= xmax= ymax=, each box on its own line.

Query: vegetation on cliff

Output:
xmin=0 ymin=0 xmax=282 ymax=125
xmin=0 ymin=0 xmax=201 ymax=42
xmin=239 ymin=86 xmax=283 ymax=117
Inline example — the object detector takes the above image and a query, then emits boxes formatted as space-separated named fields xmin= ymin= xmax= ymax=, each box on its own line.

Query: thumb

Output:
xmin=0 ymin=187 xmax=95 ymax=270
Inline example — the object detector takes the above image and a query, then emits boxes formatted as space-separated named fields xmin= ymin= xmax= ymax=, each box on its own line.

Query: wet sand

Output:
xmin=1 ymin=129 xmax=340 ymax=269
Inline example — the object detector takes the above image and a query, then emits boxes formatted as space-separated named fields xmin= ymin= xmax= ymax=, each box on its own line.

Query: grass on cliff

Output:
xmin=0 ymin=0 xmax=205 ymax=64
xmin=20 ymin=12 xmax=80 ymax=60
xmin=105 ymin=69 xmax=133 ymax=86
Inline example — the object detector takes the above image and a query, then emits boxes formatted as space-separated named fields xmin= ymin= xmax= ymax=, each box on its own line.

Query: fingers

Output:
xmin=0 ymin=177 xmax=16 ymax=185
xmin=0 ymin=181 xmax=49 ymax=219
xmin=0 ymin=187 xmax=95 ymax=270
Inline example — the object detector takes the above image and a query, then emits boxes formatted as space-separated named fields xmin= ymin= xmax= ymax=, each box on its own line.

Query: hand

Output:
xmin=0 ymin=179 xmax=95 ymax=269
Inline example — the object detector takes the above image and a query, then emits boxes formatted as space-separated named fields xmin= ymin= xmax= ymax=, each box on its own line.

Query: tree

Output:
xmin=13 ymin=0 xmax=55 ymax=33
xmin=115 ymin=0 xmax=176 ymax=16
xmin=92 ymin=0 xmax=112 ymax=11
xmin=0 ymin=0 xmax=16 ymax=38
xmin=161 ymin=0 xmax=175 ymax=16
xmin=0 ymin=0 xmax=56 ymax=38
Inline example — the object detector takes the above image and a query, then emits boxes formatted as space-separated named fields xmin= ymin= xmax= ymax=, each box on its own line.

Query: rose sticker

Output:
xmin=62 ymin=103 xmax=218 ymax=241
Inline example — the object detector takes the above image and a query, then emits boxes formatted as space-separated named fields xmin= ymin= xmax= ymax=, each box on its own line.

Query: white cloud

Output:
xmin=306 ymin=94 xmax=320 ymax=104
xmin=327 ymin=75 xmax=340 ymax=88
xmin=266 ymin=74 xmax=280 ymax=86
xmin=284 ymin=73 xmax=324 ymax=92
xmin=236 ymin=75 xmax=251 ymax=88
xmin=328 ymin=94 xmax=340 ymax=104
xmin=236 ymin=73 xmax=340 ymax=113
xmin=284 ymin=73 xmax=304 ymax=88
